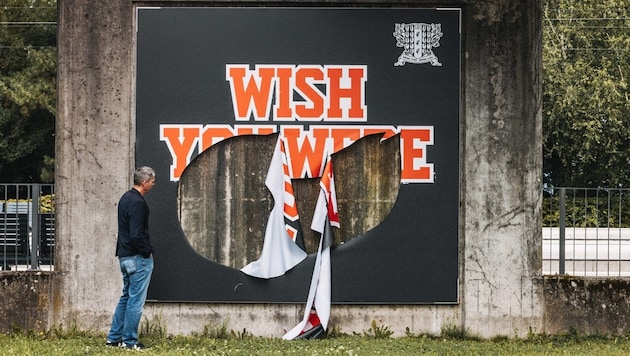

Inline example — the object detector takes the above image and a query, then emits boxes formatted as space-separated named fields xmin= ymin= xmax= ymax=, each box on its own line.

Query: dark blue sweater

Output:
xmin=116 ymin=188 xmax=154 ymax=258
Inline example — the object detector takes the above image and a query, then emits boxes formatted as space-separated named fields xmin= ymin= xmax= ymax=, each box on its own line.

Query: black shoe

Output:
xmin=105 ymin=340 xmax=122 ymax=347
xmin=124 ymin=342 xmax=147 ymax=351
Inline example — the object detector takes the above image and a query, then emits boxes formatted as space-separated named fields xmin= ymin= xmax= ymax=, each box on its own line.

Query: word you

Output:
xmin=160 ymin=124 xmax=433 ymax=184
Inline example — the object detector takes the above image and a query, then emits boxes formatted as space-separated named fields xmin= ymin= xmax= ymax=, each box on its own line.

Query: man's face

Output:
xmin=142 ymin=177 xmax=156 ymax=193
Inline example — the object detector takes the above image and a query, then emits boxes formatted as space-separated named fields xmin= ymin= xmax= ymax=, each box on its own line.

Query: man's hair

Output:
xmin=134 ymin=166 xmax=156 ymax=185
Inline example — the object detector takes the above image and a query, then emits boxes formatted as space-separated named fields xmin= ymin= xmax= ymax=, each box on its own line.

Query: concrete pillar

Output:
xmin=461 ymin=1 xmax=544 ymax=336
xmin=55 ymin=0 xmax=134 ymax=329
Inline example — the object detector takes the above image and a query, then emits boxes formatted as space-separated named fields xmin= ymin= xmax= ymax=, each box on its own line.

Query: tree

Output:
xmin=543 ymin=0 xmax=630 ymax=187
xmin=0 ymin=0 xmax=56 ymax=183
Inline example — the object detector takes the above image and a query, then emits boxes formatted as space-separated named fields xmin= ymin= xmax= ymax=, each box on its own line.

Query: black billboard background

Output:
xmin=136 ymin=7 xmax=460 ymax=303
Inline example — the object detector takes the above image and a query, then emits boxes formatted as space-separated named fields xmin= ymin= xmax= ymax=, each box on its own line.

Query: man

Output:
xmin=106 ymin=166 xmax=156 ymax=350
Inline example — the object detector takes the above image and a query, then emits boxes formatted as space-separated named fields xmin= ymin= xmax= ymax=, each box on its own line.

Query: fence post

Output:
xmin=29 ymin=184 xmax=40 ymax=270
xmin=559 ymin=187 xmax=566 ymax=275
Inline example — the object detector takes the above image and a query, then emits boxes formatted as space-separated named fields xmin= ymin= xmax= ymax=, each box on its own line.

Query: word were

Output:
xmin=160 ymin=124 xmax=433 ymax=184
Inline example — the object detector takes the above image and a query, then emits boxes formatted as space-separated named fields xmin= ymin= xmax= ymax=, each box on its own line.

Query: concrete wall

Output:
xmin=8 ymin=273 xmax=630 ymax=336
xmin=543 ymin=277 xmax=630 ymax=335
xmin=54 ymin=0 xmax=543 ymax=338
xmin=0 ymin=272 xmax=59 ymax=333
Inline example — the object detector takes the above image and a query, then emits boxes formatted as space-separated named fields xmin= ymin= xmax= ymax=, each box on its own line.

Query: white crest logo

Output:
xmin=393 ymin=23 xmax=443 ymax=67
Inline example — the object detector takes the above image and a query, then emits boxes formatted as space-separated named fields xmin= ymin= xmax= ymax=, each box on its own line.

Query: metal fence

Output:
xmin=543 ymin=187 xmax=630 ymax=277
xmin=2 ymin=184 xmax=627 ymax=276
xmin=0 ymin=183 xmax=55 ymax=271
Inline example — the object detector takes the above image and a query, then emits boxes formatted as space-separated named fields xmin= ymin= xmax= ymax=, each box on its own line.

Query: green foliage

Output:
xmin=0 ymin=193 xmax=55 ymax=213
xmin=39 ymin=155 xmax=54 ymax=183
xmin=197 ymin=320 xmax=230 ymax=339
xmin=9 ymin=322 xmax=23 ymax=336
xmin=525 ymin=327 xmax=616 ymax=348
xmin=0 ymin=0 xmax=56 ymax=183
xmin=140 ymin=313 xmax=168 ymax=339
xmin=5 ymin=330 xmax=630 ymax=355
xmin=440 ymin=323 xmax=480 ymax=341
xmin=175 ymin=318 xmax=253 ymax=340
xmin=490 ymin=334 xmax=510 ymax=342
xmin=47 ymin=320 xmax=94 ymax=339
xmin=353 ymin=320 xmax=394 ymax=339
xmin=542 ymin=189 xmax=630 ymax=227
xmin=39 ymin=193 xmax=54 ymax=213
xmin=230 ymin=327 xmax=251 ymax=340
xmin=326 ymin=324 xmax=347 ymax=338
xmin=404 ymin=327 xmax=440 ymax=339
xmin=543 ymin=0 xmax=630 ymax=187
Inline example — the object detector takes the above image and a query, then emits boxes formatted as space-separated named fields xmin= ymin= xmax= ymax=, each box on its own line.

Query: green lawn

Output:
xmin=2 ymin=331 xmax=630 ymax=355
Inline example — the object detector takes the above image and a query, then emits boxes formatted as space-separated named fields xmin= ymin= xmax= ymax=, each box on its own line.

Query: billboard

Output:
xmin=136 ymin=7 xmax=461 ymax=303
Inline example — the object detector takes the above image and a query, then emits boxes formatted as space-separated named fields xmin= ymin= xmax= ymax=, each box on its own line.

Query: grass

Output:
xmin=3 ymin=326 xmax=630 ymax=355
xmin=2 ymin=334 xmax=630 ymax=355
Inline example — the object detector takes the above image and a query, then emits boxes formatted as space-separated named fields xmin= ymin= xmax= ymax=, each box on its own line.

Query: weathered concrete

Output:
xmin=53 ymin=0 xmax=545 ymax=338
xmin=143 ymin=303 xmax=462 ymax=337
xmin=461 ymin=0 xmax=544 ymax=336
xmin=55 ymin=0 xmax=135 ymax=331
xmin=179 ymin=132 xmax=400 ymax=267
xmin=543 ymin=277 xmax=630 ymax=335
xmin=7 ymin=273 xmax=630 ymax=336
xmin=0 ymin=272 xmax=59 ymax=333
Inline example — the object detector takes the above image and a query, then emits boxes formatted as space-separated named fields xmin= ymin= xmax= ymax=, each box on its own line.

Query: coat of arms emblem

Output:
xmin=393 ymin=23 xmax=443 ymax=67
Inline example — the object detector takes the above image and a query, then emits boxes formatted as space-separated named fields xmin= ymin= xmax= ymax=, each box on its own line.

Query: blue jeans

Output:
xmin=107 ymin=254 xmax=154 ymax=346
